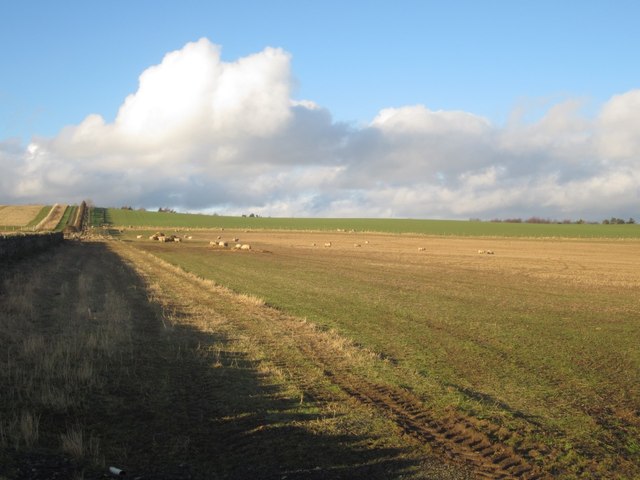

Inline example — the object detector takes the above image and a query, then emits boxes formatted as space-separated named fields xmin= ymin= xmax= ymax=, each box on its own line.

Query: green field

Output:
xmin=124 ymin=230 xmax=640 ymax=478
xmin=104 ymin=208 xmax=640 ymax=238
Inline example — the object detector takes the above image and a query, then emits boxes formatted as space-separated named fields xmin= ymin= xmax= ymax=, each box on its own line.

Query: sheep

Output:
xmin=218 ymin=241 xmax=228 ymax=247
xmin=233 ymin=237 xmax=239 ymax=242
xmin=209 ymin=241 xmax=217 ymax=246
xmin=478 ymin=249 xmax=486 ymax=254
xmin=418 ymin=247 xmax=426 ymax=251
xmin=136 ymin=235 xmax=143 ymax=239
xmin=173 ymin=237 xmax=182 ymax=242
xmin=486 ymin=250 xmax=494 ymax=255
xmin=234 ymin=243 xmax=242 ymax=249
xmin=217 ymin=235 xmax=222 ymax=240
xmin=240 ymin=244 xmax=251 ymax=250
xmin=187 ymin=236 xmax=192 ymax=240
xmin=324 ymin=242 xmax=332 ymax=247
xmin=354 ymin=243 xmax=361 ymax=247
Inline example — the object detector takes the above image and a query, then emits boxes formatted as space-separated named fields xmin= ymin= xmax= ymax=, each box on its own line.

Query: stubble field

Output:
xmin=0 ymin=205 xmax=49 ymax=232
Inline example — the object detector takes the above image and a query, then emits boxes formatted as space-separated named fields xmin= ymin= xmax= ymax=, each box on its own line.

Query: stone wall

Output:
xmin=0 ymin=232 xmax=64 ymax=262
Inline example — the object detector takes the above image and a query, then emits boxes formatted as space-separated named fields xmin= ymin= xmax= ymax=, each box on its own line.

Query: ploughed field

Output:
xmin=1 ymin=227 xmax=638 ymax=478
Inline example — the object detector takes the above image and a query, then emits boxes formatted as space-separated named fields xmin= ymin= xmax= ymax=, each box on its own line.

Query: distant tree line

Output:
xmin=471 ymin=216 xmax=637 ymax=225
xmin=602 ymin=217 xmax=635 ymax=224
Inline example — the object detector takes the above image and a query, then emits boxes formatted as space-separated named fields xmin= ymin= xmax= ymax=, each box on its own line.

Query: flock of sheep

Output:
xmin=209 ymin=236 xmax=252 ymax=250
xmin=136 ymin=232 xmax=252 ymax=251
xmin=143 ymin=232 xmax=189 ymax=242
xmin=134 ymin=231 xmax=496 ymax=256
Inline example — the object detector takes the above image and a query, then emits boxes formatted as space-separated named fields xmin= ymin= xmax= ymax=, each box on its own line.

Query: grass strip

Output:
xmin=26 ymin=206 xmax=53 ymax=228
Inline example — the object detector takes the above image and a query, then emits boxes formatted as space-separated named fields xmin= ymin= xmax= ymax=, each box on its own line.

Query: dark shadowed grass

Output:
xmin=0 ymin=240 xmax=451 ymax=479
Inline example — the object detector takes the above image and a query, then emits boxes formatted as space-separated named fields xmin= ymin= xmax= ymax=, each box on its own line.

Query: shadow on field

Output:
xmin=56 ymin=242 xmax=422 ymax=479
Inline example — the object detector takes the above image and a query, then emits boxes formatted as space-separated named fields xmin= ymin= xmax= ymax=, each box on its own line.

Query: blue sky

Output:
xmin=1 ymin=1 xmax=639 ymax=219
xmin=4 ymin=0 xmax=639 ymax=139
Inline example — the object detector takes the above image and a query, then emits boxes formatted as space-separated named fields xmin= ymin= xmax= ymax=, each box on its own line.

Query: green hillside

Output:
xmin=99 ymin=208 xmax=640 ymax=238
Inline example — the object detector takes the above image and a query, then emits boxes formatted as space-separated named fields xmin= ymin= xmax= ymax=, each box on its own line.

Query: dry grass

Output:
xmin=0 ymin=243 xmax=134 ymax=475
xmin=0 ymin=205 xmax=44 ymax=227
xmin=60 ymin=425 xmax=99 ymax=461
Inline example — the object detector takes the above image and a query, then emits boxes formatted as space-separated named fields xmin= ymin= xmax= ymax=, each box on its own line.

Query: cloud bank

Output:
xmin=1 ymin=38 xmax=639 ymax=220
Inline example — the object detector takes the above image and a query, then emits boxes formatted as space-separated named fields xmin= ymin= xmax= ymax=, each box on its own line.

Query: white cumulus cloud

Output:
xmin=1 ymin=38 xmax=639 ymax=221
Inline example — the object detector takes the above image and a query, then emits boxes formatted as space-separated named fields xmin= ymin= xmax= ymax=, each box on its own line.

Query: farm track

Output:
xmin=112 ymin=240 xmax=549 ymax=479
